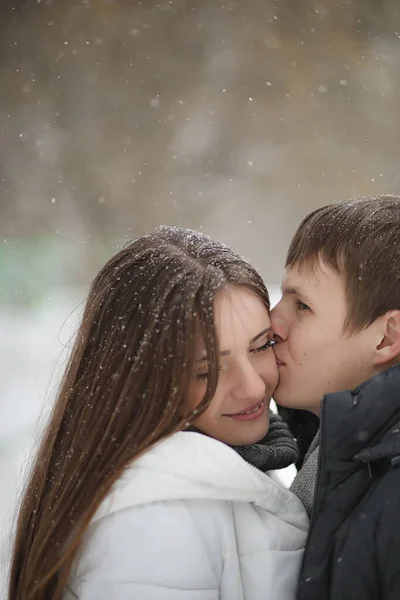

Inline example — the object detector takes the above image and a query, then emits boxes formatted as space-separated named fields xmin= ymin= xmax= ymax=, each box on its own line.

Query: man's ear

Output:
xmin=375 ymin=310 xmax=400 ymax=365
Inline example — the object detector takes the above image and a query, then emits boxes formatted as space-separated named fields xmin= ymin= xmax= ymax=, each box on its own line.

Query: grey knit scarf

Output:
xmin=189 ymin=412 xmax=299 ymax=473
xmin=231 ymin=411 xmax=300 ymax=473
xmin=290 ymin=430 xmax=320 ymax=517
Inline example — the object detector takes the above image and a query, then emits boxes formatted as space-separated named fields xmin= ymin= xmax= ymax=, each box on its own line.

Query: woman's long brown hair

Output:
xmin=8 ymin=226 xmax=270 ymax=600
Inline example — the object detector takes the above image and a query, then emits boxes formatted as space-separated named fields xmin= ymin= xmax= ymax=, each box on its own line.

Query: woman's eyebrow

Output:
xmin=195 ymin=349 xmax=231 ymax=364
xmin=249 ymin=327 xmax=272 ymax=344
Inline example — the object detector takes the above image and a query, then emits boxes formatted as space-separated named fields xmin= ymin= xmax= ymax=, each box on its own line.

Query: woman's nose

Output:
xmin=232 ymin=363 xmax=266 ymax=402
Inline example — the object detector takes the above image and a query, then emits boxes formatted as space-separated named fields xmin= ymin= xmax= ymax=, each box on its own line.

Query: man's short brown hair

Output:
xmin=286 ymin=194 xmax=400 ymax=332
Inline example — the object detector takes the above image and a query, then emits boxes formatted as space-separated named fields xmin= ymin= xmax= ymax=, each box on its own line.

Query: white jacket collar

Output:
xmin=93 ymin=432 xmax=298 ymax=523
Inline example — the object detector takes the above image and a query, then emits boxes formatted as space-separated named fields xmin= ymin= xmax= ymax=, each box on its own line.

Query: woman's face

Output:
xmin=186 ymin=285 xmax=279 ymax=446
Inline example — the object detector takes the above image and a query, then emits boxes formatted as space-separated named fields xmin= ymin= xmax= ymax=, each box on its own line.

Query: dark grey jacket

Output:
xmin=298 ymin=365 xmax=400 ymax=600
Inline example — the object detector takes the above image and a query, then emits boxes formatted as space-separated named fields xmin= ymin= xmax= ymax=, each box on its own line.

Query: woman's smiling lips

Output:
xmin=223 ymin=400 xmax=266 ymax=422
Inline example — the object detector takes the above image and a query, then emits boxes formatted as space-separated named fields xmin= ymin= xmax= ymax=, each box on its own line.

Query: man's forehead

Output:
xmin=281 ymin=262 xmax=342 ymax=295
xmin=281 ymin=266 xmax=316 ymax=290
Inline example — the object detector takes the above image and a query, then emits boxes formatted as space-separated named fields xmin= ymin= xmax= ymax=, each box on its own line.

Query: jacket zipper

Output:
xmin=238 ymin=453 xmax=298 ymax=498
xmin=230 ymin=501 xmax=245 ymax=600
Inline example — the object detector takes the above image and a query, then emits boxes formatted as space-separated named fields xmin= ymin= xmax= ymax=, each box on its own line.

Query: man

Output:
xmin=271 ymin=194 xmax=400 ymax=600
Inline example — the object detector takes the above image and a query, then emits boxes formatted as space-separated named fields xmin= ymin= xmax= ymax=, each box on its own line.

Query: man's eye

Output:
xmin=296 ymin=301 xmax=310 ymax=311
xmin=252 ymin=340 xmax=275 ymax=353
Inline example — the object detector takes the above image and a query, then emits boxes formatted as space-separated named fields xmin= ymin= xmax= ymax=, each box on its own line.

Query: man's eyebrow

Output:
xmin=281 ymin=285 xmax=311 ymax=303
xmin=196 ymin=327 xmax=272 ymax=363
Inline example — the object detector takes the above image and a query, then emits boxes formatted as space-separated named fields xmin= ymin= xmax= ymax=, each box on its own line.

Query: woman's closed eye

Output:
xmin=195 ymin=338 xmax=275 ymax=378
xmin=251 ymin=339 xmax=275 ymax=354
xmin=195 ymin=366 xmax=223 ymax=381
xmin=195 ymin=372 xmax=209 ymax=381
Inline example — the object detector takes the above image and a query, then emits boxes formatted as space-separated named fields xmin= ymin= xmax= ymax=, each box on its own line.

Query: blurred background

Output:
xmin=1 ymin=0 xmax=400 ymax=591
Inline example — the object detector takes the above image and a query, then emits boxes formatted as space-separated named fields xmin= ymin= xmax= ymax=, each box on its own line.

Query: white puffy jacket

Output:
xmin=65 ymin=431 xmax=308 ymax=600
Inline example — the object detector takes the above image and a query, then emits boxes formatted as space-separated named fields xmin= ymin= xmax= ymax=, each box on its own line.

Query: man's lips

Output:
xmin=273 ymin=347 xmax=286 ymax=366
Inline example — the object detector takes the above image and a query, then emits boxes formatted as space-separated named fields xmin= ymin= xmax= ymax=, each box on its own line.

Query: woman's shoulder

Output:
xmin=92 ymin=431 xmax=306 ymax=526
xmin=71 ymin=498 xmax=226 ymax=594
xmin=72 ymin=434 xmax=308 ymax=593
xmin=74 ymin=485 xmax=307 ymax=595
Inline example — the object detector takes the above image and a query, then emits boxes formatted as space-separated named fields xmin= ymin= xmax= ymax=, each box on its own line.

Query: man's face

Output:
xmin=271 ymin=262 xmax=380 ymax=415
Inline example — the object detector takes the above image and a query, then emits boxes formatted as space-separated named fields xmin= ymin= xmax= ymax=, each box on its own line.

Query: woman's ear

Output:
xmin=375 ymin=310 xmax=400 ymax=365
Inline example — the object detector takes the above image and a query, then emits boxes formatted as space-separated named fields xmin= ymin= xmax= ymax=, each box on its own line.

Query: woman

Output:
xmin=8 ymin=226 xmax=308 ymax=600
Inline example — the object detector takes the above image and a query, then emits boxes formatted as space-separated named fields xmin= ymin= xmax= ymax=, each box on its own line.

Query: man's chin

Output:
xmin=273 ymin=388 xmax=304 ymax=410
xmin=273 ymin=398 xmax=300 ymax=409
xmin=272 ymin=386 xmax=289 ymax=407
xmin=273 ymin=392 xmax=320 ymax=416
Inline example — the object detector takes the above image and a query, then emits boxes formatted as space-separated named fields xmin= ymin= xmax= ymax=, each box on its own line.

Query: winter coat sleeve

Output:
xmin=68 ymin=500 xmax=221 ymax=600
xmin=377 ymin=470 xmax=400 ymax=600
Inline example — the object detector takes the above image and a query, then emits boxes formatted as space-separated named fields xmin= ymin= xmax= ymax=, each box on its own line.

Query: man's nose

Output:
xmin=272 ymin=331 xmax=284 ymax=343
xmin=270 ymin=306 xmax=288 ymax=343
